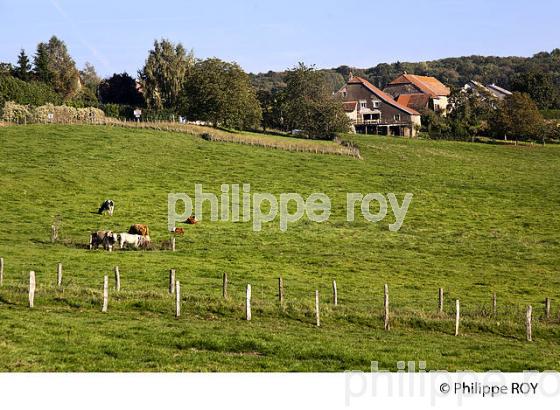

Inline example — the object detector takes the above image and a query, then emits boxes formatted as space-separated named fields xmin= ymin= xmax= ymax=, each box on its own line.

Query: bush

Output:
xmin=2 ymin=101 xmax=105 ymax=123
xmin=0 ymin=75 xmax=62 ymax=106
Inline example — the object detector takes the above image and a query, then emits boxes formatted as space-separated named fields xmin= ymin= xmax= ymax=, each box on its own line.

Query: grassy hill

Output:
xmin=0 ymin=125 xmax=559 ymax=371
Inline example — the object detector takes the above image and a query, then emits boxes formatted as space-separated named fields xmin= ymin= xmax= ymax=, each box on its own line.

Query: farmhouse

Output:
xmin=383 ymin=73 xmax=451 ymax=115
xmin=337 ymin=74 xmax=421 ymax=137
xmin=462 ymin=80 xmax=512 ymax=100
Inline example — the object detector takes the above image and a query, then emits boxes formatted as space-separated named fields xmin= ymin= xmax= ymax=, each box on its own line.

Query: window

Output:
xmin=372 ymin=100 xmax=380 ymax=108
xmin=394 ymin=114 xmax=401 ymax=121
xmin=359 ymin=100 xmax=367 ymax=109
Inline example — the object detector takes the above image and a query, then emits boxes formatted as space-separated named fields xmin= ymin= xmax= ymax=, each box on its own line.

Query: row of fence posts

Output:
xmin=0 ymin=258 xmax=549 ymax=341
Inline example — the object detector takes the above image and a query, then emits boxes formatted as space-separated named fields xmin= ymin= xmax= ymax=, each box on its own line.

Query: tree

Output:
xmin=80 ymin=62 xmax=101 ymax=93
xmin=14 ymin=49 xmax=32 ymax=81
xmin=257 ymin=89 xmax=284 ymax=131
xmin=33 ymin=36 xmax=81 ymax=98
xmin=98 ymin=73 xmax=144 ymax=106
xmin=490 ymin=92 xmax=544 ymax=141
xmin=282 ymin=63 xmax=350 ymax=139
xmin=510 ymin=67 xmax=559 ymax=109
xmin=181 ymin=58 xmax=262 ymax=129
xmin=138 ymin=39 xmax=194 ymax=111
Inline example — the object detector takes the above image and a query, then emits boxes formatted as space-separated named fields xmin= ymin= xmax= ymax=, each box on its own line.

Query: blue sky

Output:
xmin=0 ymin=0 xmax=558 ymax=77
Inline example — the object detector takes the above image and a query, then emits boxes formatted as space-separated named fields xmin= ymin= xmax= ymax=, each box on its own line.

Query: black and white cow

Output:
xmin=98 ymin=199 xmax=115 ymax=216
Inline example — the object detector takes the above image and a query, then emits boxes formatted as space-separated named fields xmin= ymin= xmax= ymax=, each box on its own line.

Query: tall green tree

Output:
xmin=181 ymin=58 xmax=262 ymax=129
xmin=33 ymin=36 xmax=81 ymax=98
xmin=138 ymin=39 xmax=194 ymax=111
xmin=98 ymin=72 xmax=144 ymax=106
xmin=490 ymin=92 xmax=544 ymax=140
xmin=282 ymin=63 xmax=350 ymax=139
xmin=14 ymin=49 xmax=32 ymax=81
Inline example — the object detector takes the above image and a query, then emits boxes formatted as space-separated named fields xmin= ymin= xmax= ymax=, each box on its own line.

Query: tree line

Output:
xmin=1 ymin=36 xmax=559 ymax=142
xmin=0 ymin=36 xmax=349 ymax=138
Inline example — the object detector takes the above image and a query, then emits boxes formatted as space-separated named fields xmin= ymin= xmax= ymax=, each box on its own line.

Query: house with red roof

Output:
xmin=336 ymin=74 xmax=421 ymax=137
xmin=383 ymin=73 xmax=451 ymax=115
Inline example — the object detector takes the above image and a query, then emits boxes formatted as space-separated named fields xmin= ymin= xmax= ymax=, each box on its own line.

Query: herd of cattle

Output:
xmin=90 ymin=200 xmax=195 ymax=252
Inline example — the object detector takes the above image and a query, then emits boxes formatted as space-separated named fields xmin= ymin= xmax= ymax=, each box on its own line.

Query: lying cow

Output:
xmin=89 ymin=230 xmax=118 ymax=251
xmin=98 ymin=199 xmax=115 ymax=216
xmin=184 ymin=215 xmax=198 ymax=224
xmin=117 ymin=233 xmax=151 ymax=249
xmin=171 ymin=227 xmax=184 ymax=235
xmin=128 ymin=223 xmax=149 ymax=236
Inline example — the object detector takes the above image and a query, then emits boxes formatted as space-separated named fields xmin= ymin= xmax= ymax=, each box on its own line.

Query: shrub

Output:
xmin=0 ymin=75 xmax=62 ymax=106
xmin=2 ymin=101 xmax=105 ymax=123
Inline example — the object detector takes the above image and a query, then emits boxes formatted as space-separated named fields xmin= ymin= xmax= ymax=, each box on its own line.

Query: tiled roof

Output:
xmin=348 ymin=76 xmax=420 ymax=115
xmin=396 ymin=93 xmax=431 ymax=111
xmin=342 ymin=101 xmax=358 ymax=112
xmin=389 ymin=74 xmax=450 ymax=97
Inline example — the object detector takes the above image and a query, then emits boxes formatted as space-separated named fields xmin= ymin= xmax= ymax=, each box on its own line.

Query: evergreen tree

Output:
xmin=14 ymin=49 xmax=31 ymax=81
xmin=33 ymin=36 xmax=81 ymax=98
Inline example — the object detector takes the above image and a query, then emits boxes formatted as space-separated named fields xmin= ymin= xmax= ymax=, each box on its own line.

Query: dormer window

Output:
xmin=372 ymin=100 xmax=380 ymax=108
xmin=359 ymin=100 xmax=367 ymax=109
xmin=394 ymin=114 xmax=401 ymax=121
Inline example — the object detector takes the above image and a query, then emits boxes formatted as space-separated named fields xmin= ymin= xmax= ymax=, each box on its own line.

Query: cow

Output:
xmin=171 ymin=227 xmax=185 ymax=235
xmin=89 ymin=230 xmax=118 ymax=251
xmin=185 ymin=215 xmax=198 ymax=224
xmin=117 ymin=233 xmax=151 ymax=249
xmin=98 ymin=200 xmax=115 ymax=216
xmin=128 ymin=223 xmax=150 ymax=236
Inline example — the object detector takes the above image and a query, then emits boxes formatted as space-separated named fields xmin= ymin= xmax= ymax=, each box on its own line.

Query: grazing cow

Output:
xmin=89 ymin=230 xmax=117 ymax=251
xmin=128 ymin=223 xmax=150 ymax=236
xmin=117 ymin=233 xmax=151 ymax=249
xmin=98 ymin=200 xmax=115 ymax=216
xmin=185 ymin=215 xmax=198 ymax=224
xmin=171 ymin=227 xmax=185 ymax=235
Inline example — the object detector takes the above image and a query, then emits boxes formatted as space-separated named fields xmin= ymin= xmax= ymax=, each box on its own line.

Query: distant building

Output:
xmin=337 ymin=74 xmax=421 ymax=137
xmin=462 ymin=80 xmax=512 ymax=100
xmin=383 ymin=73 xmax=451 ymax=115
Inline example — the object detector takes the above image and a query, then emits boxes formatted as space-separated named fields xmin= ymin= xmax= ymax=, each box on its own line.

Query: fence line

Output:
xmin=0 ymin=256 xmax=555 ymax=340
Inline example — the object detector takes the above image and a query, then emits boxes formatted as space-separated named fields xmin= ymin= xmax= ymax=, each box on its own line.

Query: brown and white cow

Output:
xmin=89 ymin=230 xmax=118 ymax=251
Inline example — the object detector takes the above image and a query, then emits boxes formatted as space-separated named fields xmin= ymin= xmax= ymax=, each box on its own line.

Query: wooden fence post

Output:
xmin=169 ymin=269 xmax=176 ymax=294
xmin=175 ymin=281 xmax=181 ymax=317
xmin=545 ymin=298 xmax=551 ymax=320
xmin=455 ymin=299 xmax=460 ymax=336
xmin=51 ymin=225 xmax=58 ymax=243
xmin=222 ymin=272 xmax=228 ymax=299
xmin=438 ymin=288 xmax=443 ymax=313
xmin=526 ymin=305 xmax=532 ymax=342
xmin=171 ymin=237 xmax=176 ymax=252
xmin=0 ymin=257 xmax=4 ymax=286
xmin=246 ymin=284 xmax=252 ymax=321
xmin=28 ymin=271 xmax=36 ymax=308
xmin=114 ymin=266 xmax=120 ymax=292
xmin=57 ymin=263 xmax=62 ymax=287
xmin=493 ymin=292 xmax=497 ymax=318
xmin=278 ymin=277 xmax=284 ymax=306
xmin=332 ymin=280 xmax=338 ymax=306
xmin=102 ymin=275 xmax=108 ymax=313
xmin=384 ymin=284 xmax=390 ymax=331
xmin=315 ymin=290 xmax=320 ymax=327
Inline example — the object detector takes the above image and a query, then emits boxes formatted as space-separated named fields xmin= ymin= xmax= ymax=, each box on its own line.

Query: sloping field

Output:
xmin=0 ymin=125 xmax=559 ymax=371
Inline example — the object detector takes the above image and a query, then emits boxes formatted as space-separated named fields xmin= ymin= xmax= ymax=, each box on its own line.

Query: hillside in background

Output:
xmin=250 ymin=49 xmax=560 ymax=108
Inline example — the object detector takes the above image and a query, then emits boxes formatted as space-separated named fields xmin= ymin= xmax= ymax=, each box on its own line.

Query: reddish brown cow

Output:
xmin=172 ymin=227 xmax=185 ymax=235
xmin=185 ymin=215 xmax=198 ymax=225
xmin=128 ymin=224 xmax=150 ymax=236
